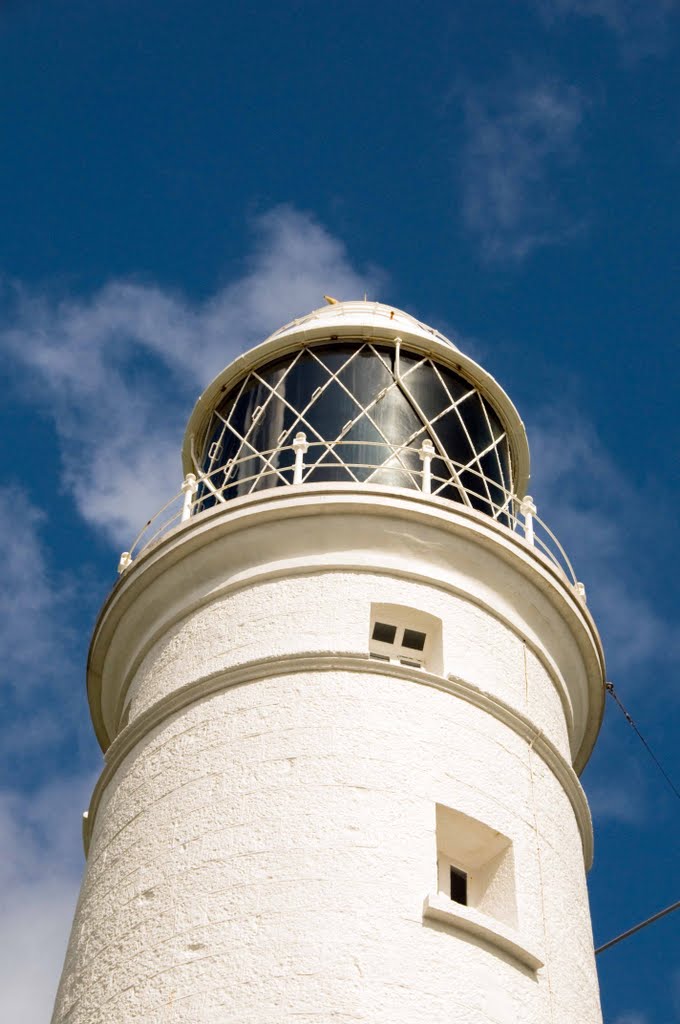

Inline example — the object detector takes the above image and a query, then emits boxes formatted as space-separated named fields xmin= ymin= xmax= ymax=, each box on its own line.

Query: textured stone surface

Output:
xmin=55 ymin=494 xmax=604 ymax=1023
xmin=55 ymin=670 xmax=602 ymax=1023
xmin=125 ymin=571 xmax=571 ymax=760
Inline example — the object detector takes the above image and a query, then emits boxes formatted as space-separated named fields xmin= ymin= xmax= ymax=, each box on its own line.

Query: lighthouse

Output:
xmin=52 ymin=300 xmax=606 ymax=1023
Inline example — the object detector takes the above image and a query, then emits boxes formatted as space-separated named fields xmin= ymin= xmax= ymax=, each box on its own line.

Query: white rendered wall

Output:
xmin=53 ymin=487 xmax=605 ymax=1024
xmin=123 ymin=571 xmax=571 ymax=760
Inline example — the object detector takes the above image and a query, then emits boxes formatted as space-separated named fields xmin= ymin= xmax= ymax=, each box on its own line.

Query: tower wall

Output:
xmin=53 ymin=488 xmax=604 ymax=1024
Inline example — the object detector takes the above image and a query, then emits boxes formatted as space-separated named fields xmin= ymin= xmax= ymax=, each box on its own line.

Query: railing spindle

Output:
xmin=520 ymin=494 xmax=537 ymax=547
xmin=419 ymin=439 xmax=435 ymax=495
xmin=181 ymin=473 xmax=198 ymax=522
xmin=120 ymin=441 xmax=582 ymax=591
xmin=292 ymin=431 xmax=309 ymax=484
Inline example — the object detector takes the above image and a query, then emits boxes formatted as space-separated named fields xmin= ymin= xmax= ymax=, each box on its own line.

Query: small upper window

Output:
xmin=369 ymin=604 xmax=443 ymax=674
xmin=370 ymin=620 xmax=427 ymax=668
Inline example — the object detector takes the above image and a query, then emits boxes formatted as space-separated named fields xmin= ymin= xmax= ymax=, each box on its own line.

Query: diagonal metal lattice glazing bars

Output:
xmin=192 ymin=342 xmax=513 ymax=520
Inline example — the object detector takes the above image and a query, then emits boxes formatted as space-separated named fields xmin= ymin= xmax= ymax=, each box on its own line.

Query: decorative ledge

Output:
xmin=423 ymin=893 xmax=544 ymax=972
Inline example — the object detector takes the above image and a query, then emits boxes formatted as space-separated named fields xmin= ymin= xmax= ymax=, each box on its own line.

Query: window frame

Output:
xmin=369 ymin=620 xmax=428 ymax=668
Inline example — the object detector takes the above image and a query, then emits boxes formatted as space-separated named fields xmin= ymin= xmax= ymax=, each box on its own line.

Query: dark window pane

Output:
xmin=201 ymin=343 xmax=514 ymax=516
xmin=399 ymin=362 xmax=450 ymax=421
xmin=372 ymin=622 xmax=397 ymax=644
xmin=370 ymin=388 xmax=423 ymax=445
xmin=433 ymin=408 xmax=475 ymax=467
xmin=436 ymin=365 xmax=476 ymax=405
xmin=306 ymin=380 xmax=359 ymax=441
xmin=459 ymin=392 xmax=492 ymax=453
xmin=337 ymin=346 xmax=393 ymax=403
xmin=310 ymin=343 xmax=366 ymax=376
xmin=369 ymin=466 xmax=417 ymax=489
xmin=450 ymin=867 xmax=468 ymax=906
xmin=402 ymin=628 xmax=427 ymax=651
xmin=306 ymin=463 xmax=356 ymax=484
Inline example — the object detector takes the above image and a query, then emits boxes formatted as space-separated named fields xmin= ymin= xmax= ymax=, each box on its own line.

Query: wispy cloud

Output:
xmin=612 ymin=1013 xmax=649 ymax=1024
xmin=1 ymin=206 xmax=381 ymax=548
xmin=0 ymin=484 xmax=94 ymax=784
xmin=0 ymin=488 xmax=66 ymax=692
xmin=0 ymin=774 xmax=92 ymax=1023
xmin=0 ymin=206 xmax=383 ymax=1020
xmin=533 ymin=0 xmax=678 ymax=61
xmin=460 ymin=72 xmax=585 ymax=262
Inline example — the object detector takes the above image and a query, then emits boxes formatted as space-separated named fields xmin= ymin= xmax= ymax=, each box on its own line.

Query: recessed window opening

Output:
xmin=369 ymin=604 xmax=444 ymax=675
xmin=370 ymin=620 xmax=426 ymax=668
xmin=435 ymin=804 xmax=517 ymax=929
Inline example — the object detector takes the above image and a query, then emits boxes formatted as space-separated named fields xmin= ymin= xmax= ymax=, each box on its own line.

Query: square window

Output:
xmin=369 ymin=604 xmax=443 ymax=674
xmin=402 ymin=628 xmax=427 ymax=651
xmin=372 ymin=621 xmax=398 ymax=644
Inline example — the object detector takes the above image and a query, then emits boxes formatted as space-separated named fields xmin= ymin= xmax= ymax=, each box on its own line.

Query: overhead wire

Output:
xmin=595 ymin=899 xmax=680 ymax=956
xmin=591 ymin=683 xmax=680 ymax=957
xmin=605 ymin=681 xmax=680 ymax=804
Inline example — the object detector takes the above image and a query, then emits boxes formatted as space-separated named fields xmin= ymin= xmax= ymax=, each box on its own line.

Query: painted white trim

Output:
xmin=423 ymin=893 xmax=544 ymax=971
xmin=83 ymin=653 xmax=594 ymax=870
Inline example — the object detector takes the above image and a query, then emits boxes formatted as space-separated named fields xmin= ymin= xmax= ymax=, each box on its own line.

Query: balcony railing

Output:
xmin=117 ymin=434 xmax=586 ymax=601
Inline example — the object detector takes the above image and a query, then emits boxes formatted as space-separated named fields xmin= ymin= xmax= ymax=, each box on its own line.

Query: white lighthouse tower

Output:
xmin=53 ymin=301 xmax=605 ymax=1024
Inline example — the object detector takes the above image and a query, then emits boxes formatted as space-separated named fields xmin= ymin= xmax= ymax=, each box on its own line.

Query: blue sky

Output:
xmin=0 ymin=1 xmax=678 ymax=1020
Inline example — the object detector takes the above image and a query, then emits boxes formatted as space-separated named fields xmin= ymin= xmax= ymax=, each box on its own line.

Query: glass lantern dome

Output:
xmin=182 ymin=301 xmax=530 ymax=523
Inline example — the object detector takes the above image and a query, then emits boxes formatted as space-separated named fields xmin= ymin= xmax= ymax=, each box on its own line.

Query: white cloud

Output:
xmin=460 ymin=74 xmax=584 ymax=262
xmin=0 ymin=774 xmax=93 ymax=1023
xmin=612 ymin=1013 xmax=649 ymax=1024
xmin=2 ymin=206 xmax=381 ymax=549
xmin=533 ymin=0 xmax=678 ymax=61
xmin=0 ymin=483 xmax=96 ymax=1022
xmin=0 ymin=486 xmax=69 ymax=695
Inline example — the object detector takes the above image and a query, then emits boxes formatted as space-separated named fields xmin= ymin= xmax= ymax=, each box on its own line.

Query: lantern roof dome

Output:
xmin=262 ymin=299 xmax=459 ymax=351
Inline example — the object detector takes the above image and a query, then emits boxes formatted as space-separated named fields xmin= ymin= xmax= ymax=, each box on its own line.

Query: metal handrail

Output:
xmin=118 ymin=434 xmax=585 ymax=598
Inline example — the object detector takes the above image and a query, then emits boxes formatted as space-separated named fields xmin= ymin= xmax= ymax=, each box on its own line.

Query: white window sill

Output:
xmin=423 ymin=893 xmax=544 ymax=972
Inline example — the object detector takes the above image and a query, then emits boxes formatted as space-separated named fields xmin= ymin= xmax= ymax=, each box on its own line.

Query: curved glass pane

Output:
xmin=196 ymin=341 xmax=513 ymax=520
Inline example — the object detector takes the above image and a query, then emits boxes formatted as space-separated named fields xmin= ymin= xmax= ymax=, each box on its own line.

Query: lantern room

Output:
xmin=182 ymin=300 xmax=530 ymax=521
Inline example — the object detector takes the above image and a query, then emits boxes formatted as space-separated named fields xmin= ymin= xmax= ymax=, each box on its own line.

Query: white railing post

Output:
xmin=117 ymin=551 xmax=132 ymax=574
xmin=520 ymin=494 xmax=537 ymax=547
xmin=181 ymin=473 xmax=198 ymax=522
xmin=419 ymin=439 xmax=435 ymax=495
xmin=292 ymin=431 xmax=309 ymax=485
